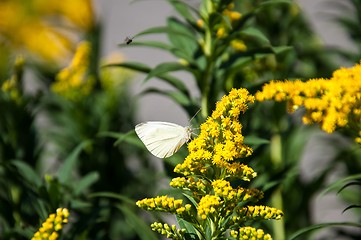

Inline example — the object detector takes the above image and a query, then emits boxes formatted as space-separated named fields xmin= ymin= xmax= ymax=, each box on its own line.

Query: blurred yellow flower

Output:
xmin=51 ymin=41 xmax=95 ymax=101
xmin=256 ymin=62 xmax=361 ymax=143
xmin=0 ymin=0 xmax=94 ymax=65
xmin=231 ymin=39 xmax=247 ymax=52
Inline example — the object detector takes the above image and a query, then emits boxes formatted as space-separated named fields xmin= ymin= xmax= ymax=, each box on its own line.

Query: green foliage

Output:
xmin=1 ymin=0 xmax=361 ymax=239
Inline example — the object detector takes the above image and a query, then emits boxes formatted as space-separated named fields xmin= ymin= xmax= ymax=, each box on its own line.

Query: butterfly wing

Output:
xmin=135 ymin=121 xmax=190 ymax=158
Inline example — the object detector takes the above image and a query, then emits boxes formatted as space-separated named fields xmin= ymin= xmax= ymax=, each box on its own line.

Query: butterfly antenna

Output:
xmin=189 ymin=108 xmax=201 ymax=124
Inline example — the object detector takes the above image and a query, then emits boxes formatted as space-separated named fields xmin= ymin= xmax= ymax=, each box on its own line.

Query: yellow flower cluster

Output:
xmin=31 ymin=208 xmax=69 ymax=240
xmin=197 ymin=195 xmax=221 ymax=220
xmin=212 ymin=179 xmax=263 ymax=202
xmin=51 ymin=41 xmax=95 ymax=101
xmin=136 ymin=195 xmax=192 ymax=215
xmin=137 ymin=89 xmax=283 ymax=238
xmin=170 ymin=177 xmax=207 ymax=196
xmin=235 ymin=205 xmax=284 ymax=222
xmin=230 ymin=227 xmax=272 ymax=240
xmin=151 ymin=222 xmax=186 ymax=240
xmin=256 ymin=62 xmax=361 ymax=142
xmin=174 ymin=88 xmax=255 ymax=180
xmin=0 ymin=0 xmax=93 ymax=64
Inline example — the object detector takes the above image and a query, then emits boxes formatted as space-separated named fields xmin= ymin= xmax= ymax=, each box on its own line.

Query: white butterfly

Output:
xmin=135 ymin=121 xmax=192 ymax=158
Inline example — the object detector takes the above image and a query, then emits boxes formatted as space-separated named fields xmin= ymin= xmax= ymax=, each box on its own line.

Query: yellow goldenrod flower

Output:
xmin=31 ymin=208 xmax=69 ymax=240
xmin=197 ymin=195 xmax=221 ymax=220
xmin=175 ymin=88 xmax=255 ymax=179
xmin=136 ymin=195 xmax=191 ymax=216
xmin=137 ymin=88 xmax=283 ymax=238
xmin=231 ymin=226 xmax=273 ymax=240
xmin=151 ymin=222 xmax=186 ymax=240
xmin=256 ymin=62 xmax=361 ymax=143
xmin=51 ymin=41 xmax=95 ymax=101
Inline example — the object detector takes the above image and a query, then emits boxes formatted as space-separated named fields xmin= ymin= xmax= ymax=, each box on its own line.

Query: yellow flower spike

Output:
xmin=51 ymin=41 xmax=95 ymax=101
xmin=256 ymin=62 xmax=361 ymax=143
xmin=138 ymin=88 xmax=283 ymax=238
xmin=32 ymin=208 xmax=69 ymax=240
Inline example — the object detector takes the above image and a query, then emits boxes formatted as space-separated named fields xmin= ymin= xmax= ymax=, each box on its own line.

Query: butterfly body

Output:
xmin=135 ymin=121 xmax=192 ymax=158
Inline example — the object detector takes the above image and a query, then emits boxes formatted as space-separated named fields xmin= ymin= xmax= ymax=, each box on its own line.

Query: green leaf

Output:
xmin=176 ymin=216 xmax=201 ymax=240
xmin=271 ymin=46 xmax=293 ymax=54
xmin=116 ymin=203 xmax=158 ymax=240
xmin=98 ymin=130 xmax=142 ymax=147
xmin=145 ymin=62 xmax=191 ymax=82
xmin=141 ymin=88 xmax=193 ymax=108
xmin=104 ymin=61 xmax=151 ymax=73
xmin=133 ymin=26 xmax=195 ymax=39
xmin=288 ymin=222 xmax=361 ymax=240
xmin=58 ymin=140 xmax=92 ymax=184
xmin=105 ymin=62 xmax=191 ymax=95
xmin=241 ymin=28 xmax=271 ymax=45
xmin=167 ymin=17 xmax=198 ymax=57
xmin=320 ymin=173 xmax=361 ymax=196
xmin=90 ymin=191 xmax=135 ymax=205
xmin=74 ymin=172 xmax=99 ymax=196
xmin=11 ymin=160 xmax=42 ymax=187
xmin=119 ymin=40 xmax=174 ymax=51
xmin=167 ymin=0 xmax=199 ymax=23
xmin=257 ymin=0 xmax=292 ymax=10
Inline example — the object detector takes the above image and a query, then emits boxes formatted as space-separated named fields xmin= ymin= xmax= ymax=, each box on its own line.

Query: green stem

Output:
xmin=270 ymin=133 xmax=285 ymax=240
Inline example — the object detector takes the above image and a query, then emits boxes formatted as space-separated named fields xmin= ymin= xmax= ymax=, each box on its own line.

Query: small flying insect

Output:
xmin=124 ymin=36 xmax=133 ymax=45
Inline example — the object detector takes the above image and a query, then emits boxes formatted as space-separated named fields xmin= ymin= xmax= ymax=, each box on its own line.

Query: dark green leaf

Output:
xmin=90 ymin=191 xmax=135 ymax=205
xmin=321 ymin=173 xmax=361 ymax=196
xmin=167 ymin=18 xmax=198 ymax=57
xmin=176 ymin=216 xmax=201 ymax=240
xmin=288 ymin=222 xmax=361 ymax=240
xmin=145 ymin=62 xmax=190 ymax=81
xmin=116 ymin=203 xmax=158 ymax=240
xmin=167 ymin=0 xmax=199 ymax=23
xmin=342 ymin=204 xmax=361 ymax=213
xmin=241 ymin=28 xmax=271 ymax=45
xmin=257 ymin=0 xmax=292 ymax=10
xmin=104 ymin=61 xmax=151 ymax=73
xmin=58 ymin=140 xmax=92 ymax=184
xmin=98 ymin=130 xmax=143 ymax=148
xmin=133 ymin=26 xmax=195 ymax=39
xmin=105 ymin=62 xmax=191 ymax=95
xmin=74 ymin=172 xmax=99 ymax=196
xmin=119 ymin=40 xmax=174 ymax=50
xmin=11 ymin=160 xmax=42 ymax=187
xmin=141 ymin=88 xmax=193 ymax=107
xmin=271 ymin=46 xmax=293 ymax=54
